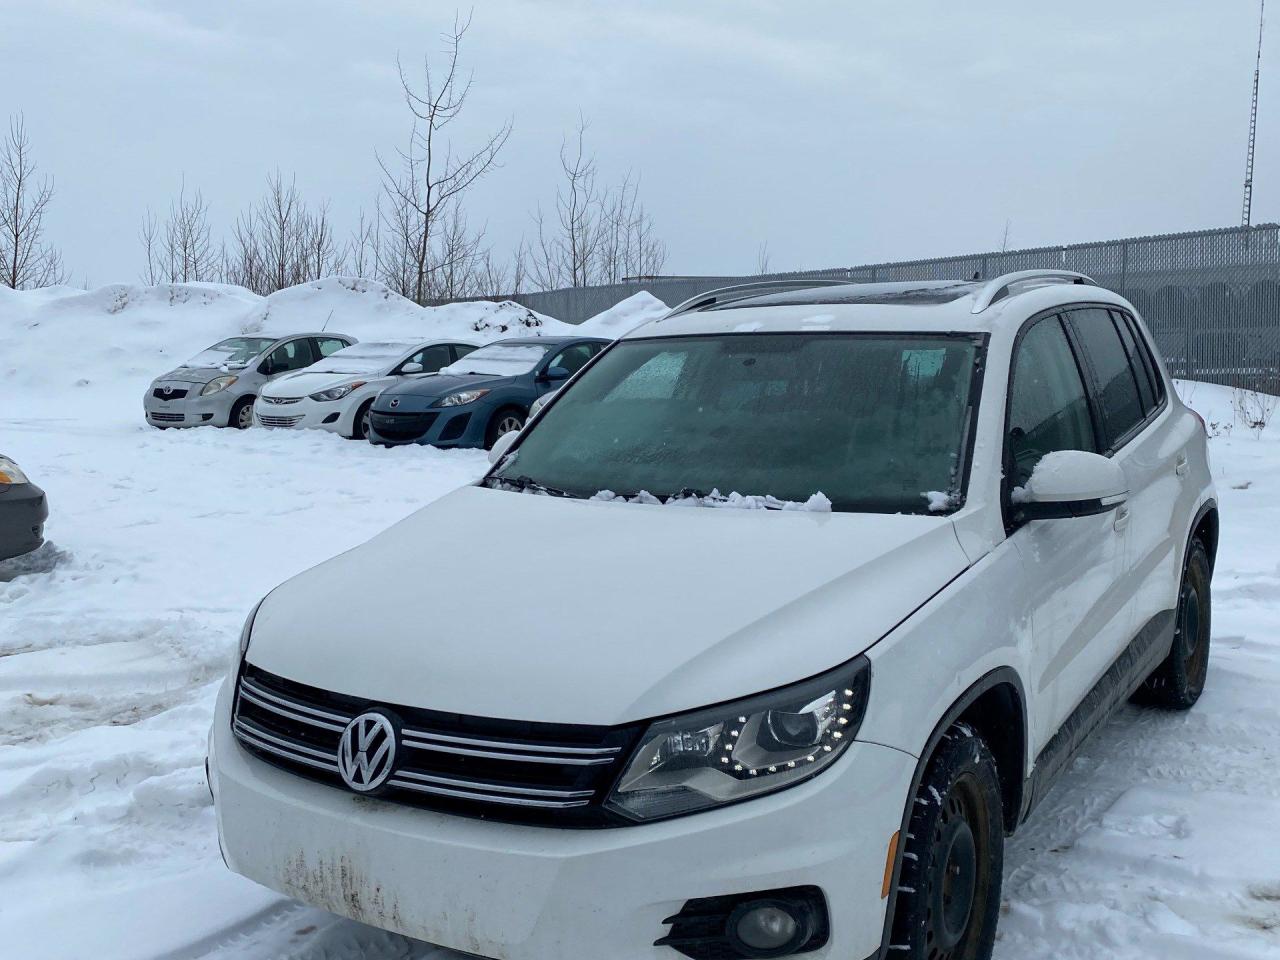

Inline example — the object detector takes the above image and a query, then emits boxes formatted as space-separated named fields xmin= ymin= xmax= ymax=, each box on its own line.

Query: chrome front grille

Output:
xmin=256 ymin=413 xmax=304 ymax=428
xmin=261 ymin=396 xmax=303 ymax=405
xmin=232 ymin=666 xmax=642 ymax=826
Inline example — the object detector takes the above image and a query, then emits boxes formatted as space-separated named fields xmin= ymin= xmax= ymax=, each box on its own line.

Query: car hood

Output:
xmin=247 ymin=486 xmax=971 ymax=726
xmin=376 ymin=373 xmax=505 ymax=404
xmin=261 ymin=371 xmax=381 ymax=398
xmin=154 ymin=365 xmax=241 ymax=385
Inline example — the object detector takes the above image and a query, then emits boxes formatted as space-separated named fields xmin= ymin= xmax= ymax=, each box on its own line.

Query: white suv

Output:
xmin=210 ymin=271 xmax=1216 ymax=960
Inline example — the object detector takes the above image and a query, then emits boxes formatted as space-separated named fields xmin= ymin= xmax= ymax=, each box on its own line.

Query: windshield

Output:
xmin=489 ymin=333 xmax=983 ymax=514
xmin=441 ymin=343 xmax=548 ymax=376
xmin=185 ymin=337 xmax=276 ymax=368
xmin=306 ymin=341 xmax=416 ymax=375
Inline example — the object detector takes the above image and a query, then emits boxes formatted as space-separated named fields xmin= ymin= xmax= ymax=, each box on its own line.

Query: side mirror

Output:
xmin=259 ymin=360 xmax=275 ymax=376
xmin=401 ymin=362 xmax=424 ymax=375
xmin=541 ymin=366 xmax=570 ymax=382
xmin=1012 ymin=450 xmax=1127 ymax=521
xmin=487 ymin=429 xmax=520 ymax=465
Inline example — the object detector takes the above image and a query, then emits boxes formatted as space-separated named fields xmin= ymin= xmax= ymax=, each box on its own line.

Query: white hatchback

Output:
xmin=212 ymin=272 xmax=1216 ymax=960
xmin=254 ymin=338 xmax=479 ymax=439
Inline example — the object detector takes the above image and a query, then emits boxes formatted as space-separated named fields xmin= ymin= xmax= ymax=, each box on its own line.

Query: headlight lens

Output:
xmin=606 ymin=657 xmax=870 ymax=822
xmin=437 ymin=388 xmax=490 ymax=407
xmin=202 ymin=375 xmax=238 ymax=396
xmin=309 ymin=381 xmax=365 ymax=402
xmin=0 ymin=456 xmax=29 ymax=485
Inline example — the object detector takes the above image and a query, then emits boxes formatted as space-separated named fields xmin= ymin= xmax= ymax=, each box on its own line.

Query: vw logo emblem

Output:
xmin=389 ymin=398 xmax=400 ymax=408
xmin=337 ymin=712 xmax=397 ymax=793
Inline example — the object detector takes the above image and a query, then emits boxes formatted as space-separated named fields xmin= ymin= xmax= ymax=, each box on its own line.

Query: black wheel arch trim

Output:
xmin=1189 ymin=497 xmax=1218 ymax=571
xmin=870 ymin=665 xmax=1028 ymax=960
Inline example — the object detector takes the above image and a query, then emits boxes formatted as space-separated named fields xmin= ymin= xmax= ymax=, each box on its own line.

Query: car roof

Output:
xmin=622 ymin=274 xmax=1139 ymax=341
xmin=489 ymin=335 xmax=608 ymax=346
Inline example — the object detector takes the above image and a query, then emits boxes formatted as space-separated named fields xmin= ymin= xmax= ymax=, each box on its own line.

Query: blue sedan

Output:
xmin=367 ymin=336 xmax=609 ymax=448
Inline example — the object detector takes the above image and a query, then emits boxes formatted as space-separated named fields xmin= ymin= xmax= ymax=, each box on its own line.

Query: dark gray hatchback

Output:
xmin=0 ymin=454 xmax=48 ymax=562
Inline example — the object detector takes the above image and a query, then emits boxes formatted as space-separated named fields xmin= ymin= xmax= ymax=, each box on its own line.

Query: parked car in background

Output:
xmin=0 ymin=454 xmax=48 ymax=563
xmin=367 ymin=335 xmax=608 ymax=448
xmin=213 ymin=273 xmax=1216 ymax=960
xmin=144 ymin=333 xmax=356 ymax=430
xmin=254 ymin=339 xmax=479 ymax=439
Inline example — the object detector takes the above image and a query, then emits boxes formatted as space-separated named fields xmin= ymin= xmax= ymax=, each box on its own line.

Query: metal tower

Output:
xmin=1243 ymin=0 xmax=1266 ymax=227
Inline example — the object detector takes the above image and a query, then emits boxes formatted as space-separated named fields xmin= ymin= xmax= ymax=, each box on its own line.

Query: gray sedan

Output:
xmin=145 ymin=332 xmax=356 ymax=429
xmin=0 ymin=454 xmax=48 ymax=563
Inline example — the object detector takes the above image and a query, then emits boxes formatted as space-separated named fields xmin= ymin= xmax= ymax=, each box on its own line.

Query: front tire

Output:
xmin=228 ymin=396 xmax=255 ymax=430
xmin=889 ymin=723 xmax=1004 ymax=960
xmin=1135 ymin=538 xmax=1212 ymax=710
xmin=485 ymin=407 xmax=525 ymax=449
xmin=350 ymin=399 xmax=374 ymax=440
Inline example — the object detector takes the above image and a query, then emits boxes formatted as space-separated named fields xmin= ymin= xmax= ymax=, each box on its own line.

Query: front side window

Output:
xmin=490 ymin=333 xmax=983 ymax=514
xmin=264 ymin=339 xmax=313 ymax=374
xmin=402 ymin=344 xmax=453 ymax=374
xmin=547 ymin=343 xmax=598 ymax=376
xmin=1065 ymin=308 xmax=1145 ymax=445
xmin=1007 ymin=316 xmax=1097 ymax=487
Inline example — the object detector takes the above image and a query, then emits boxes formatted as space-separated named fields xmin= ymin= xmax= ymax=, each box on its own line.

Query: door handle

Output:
xmin=1175 ymin=454 xmax=1189 ymax=477
xmin=1113 ymin=506 xmax=1131 ymax=532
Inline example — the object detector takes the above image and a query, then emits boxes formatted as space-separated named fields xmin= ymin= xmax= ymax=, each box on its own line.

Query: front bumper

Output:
xmin=254 ymin=397 xmax=348 ymax=434
xmin=143 ymin=384 xmax=236 ymax=427
xmin=367 ymin=404 xmax=487 ymax=448
xmin=210 ymin=679 xmax=910 ymax=960
xmin=0 ymin=481 xmax=48 ymax=562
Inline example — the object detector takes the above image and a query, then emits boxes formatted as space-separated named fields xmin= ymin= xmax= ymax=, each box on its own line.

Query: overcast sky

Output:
xmin=2 ymin=0 xmax=1275 ymax=287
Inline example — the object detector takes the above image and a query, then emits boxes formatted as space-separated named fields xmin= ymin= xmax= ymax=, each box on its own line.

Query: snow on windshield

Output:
xmin=442 ymin=343 xmax=547 ymax=376
xmin=307 ymin=341 xmax=418 ymax=375
xmin=590 ymin=488 xmax=833 ymax=512
xmin=183 ymin=336 xmax=275 ymax=368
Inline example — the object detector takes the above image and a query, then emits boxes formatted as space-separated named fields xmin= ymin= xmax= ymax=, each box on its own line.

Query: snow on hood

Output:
xmin=246 ymin=485 xmax=970 ymax=725
xmin=262 ymin=369 xmax=384 ymax=398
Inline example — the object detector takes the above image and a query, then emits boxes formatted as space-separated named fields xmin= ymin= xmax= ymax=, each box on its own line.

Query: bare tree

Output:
xmin=528 ymin=119 xmax=666 ymax=290
xmin=226 ymin=172 xmax=344 ymax=294
xmin=0 ymin=115 xmax=65 ymax=289
xmin=377 ymin=13 xmax=512 ymax=304
xmin=141 ymin=181 xmax=217 ymax=284
xmin=755 ymin=241 xmax=771 ymax=275
xmin=347 ymin=202 xmax=382 ymax=280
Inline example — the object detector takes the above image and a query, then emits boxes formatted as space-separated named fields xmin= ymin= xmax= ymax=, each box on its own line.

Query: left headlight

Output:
xmin=0 ymin=456 xmax=29 ymax=485
xmin=202 ymin=375 xmax=238 ymax=397
xmin=436 ymin=388 xmax=490 ymax=407
xmin=606 ymin=656 xmax=871 ymax=823
xmin=309 ymin=381 xmax=365 ymax=402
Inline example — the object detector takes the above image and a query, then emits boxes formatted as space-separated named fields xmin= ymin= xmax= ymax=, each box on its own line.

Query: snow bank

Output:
xmin=0 ymin=278 xmax=577 ymax=424
xmin=575 ymin=290 xmax=668 ymax=336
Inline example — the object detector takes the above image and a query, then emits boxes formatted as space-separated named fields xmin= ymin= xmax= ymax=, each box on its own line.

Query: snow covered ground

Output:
xmin=1 ymin=282 xmax=1278 ymax=959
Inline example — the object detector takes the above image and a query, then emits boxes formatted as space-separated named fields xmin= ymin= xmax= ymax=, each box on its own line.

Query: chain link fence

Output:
xmin=511 ymin=224 xmax=1280 ymax=393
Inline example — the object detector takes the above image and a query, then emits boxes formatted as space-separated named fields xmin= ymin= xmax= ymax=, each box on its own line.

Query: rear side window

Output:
xmin=1065 ymin=308 xmax=1145 ymax=446
xmin=1007 ymin=316 xmax=1098 ymax=487
xmin=1114 ymin=311 xmax=1165 ymax=411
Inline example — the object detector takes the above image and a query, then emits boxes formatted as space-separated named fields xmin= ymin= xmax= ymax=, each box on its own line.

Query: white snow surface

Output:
xmin=0 ymin=277 xmax=1277 ymax=960
xmin=573 ymin=290 xmax=669 ymax=336
xmin=590 ymin=488 xmax=834 ymax=512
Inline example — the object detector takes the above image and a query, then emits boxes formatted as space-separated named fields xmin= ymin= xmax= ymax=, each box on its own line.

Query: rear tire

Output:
xmin=485 ymin=407 xmax=525 ymax=449
xmin=889 ymin=723 xmax=1004 ymax=960
xmin=1135 ymin=538 xmax=1211 ymax=710
xmin=351 ymin=399 xmax=374 ymax=440
xmin=228 ymin=396 xmax=255 ymax=430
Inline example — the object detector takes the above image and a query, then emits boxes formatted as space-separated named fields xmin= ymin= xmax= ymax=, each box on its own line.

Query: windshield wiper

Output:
xmin=488 ymin=474 xmax=578 ymax=499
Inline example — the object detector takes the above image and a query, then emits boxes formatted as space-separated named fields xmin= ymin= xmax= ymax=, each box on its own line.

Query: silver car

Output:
xmin=144 ymin=333 xmax=356 ymax=429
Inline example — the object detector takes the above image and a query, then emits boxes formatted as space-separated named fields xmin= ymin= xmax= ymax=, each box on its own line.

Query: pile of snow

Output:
xmin=0 ymin=278 xmax=580 ymax=424
xmin=575 ymin=290 xmax=669 ymax=336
